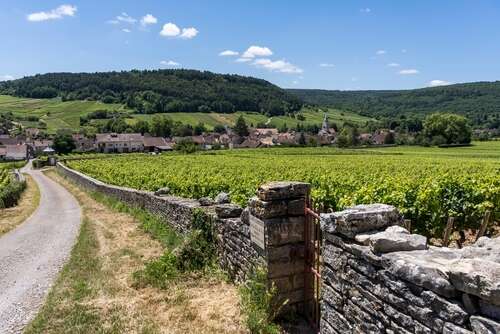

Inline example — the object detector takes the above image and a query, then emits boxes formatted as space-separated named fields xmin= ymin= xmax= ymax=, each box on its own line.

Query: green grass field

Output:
xmin=0 ymin=95 xmax=129 ymax=133
xmin=129 ymin=107 xmax=374 ymax=130
xmin=0 ymin=95 xmax=375 ymax=133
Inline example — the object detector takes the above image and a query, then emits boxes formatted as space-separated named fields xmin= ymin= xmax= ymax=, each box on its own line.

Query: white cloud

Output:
xmin=122 ymin=28 xmax=131 ymax=33
xmin=387 ymin=63 xmax=400 ymax=67
xmin=219 ymin=50 xmax=239 ymax=56
xmin=160 ymin=60 xmax=180 ymax=66
xmin=360 ymin=8 xmax=371 ymax=13
xmin=376 ymin=50 xmax=387 ymax=55
xmin=292 ymin=80 xmax=299 ymax=85
xmin=141 ymin=14 xmax=157 ymax=26
xmin=253 ymin=58 xmax=303 ymax=74
xmin=236 ymin=58 xmax=252 ymax=63
xmin=0 ymin=75 xmax=14 ymax=81
xmin=180 ymin=27 xmax=198 ymax=39
xmin=116 ymin=12 xmax=136 ymax=24
xmin=242 ymin=46 xmax=273 ymax=58
xmin=160 ymin=23 xmax=198 ymax=39
xmin=399 ymin=69 xmax=419 ymax=75
xmin=27 ymin=4 xmax=77 ymax=22
xmin=320 ymin=63 xmax=335 ymax=68
xmin=160 ymin=22 xmax=181 ymax=37
xmin=429 ymin=79 xmax=451 ymax=87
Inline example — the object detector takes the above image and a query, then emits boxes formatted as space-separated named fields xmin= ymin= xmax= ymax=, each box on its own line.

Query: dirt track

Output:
xmin=0 ymin=165 xmax=81 ymax=333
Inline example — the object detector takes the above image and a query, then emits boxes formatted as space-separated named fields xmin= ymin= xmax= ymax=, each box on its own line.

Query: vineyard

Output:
xmin=0 ymin=162 xmax=26 ymax=208
xmin=65 ymin=142 xmax=500 ymax=236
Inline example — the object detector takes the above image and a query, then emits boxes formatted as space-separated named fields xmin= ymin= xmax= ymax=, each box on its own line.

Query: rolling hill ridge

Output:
xmin=288 ymin=81 xmax=500 ymax=128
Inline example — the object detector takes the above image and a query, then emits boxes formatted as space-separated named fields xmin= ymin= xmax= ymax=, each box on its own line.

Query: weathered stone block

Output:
xmin=381 ymin=250 xmax=457 ymax=298
xmin=470 ymin=316 xmax=500 ymax=334
xmin=368 ymin=229 xmax=428 ymax=254
xmin=257 ymin=181 xmax=310 ymax=201
xmin=267 ymin=244 xmax=305 ymax=263
xmin=443 ymin=322 xmax=473 ymax=334
xmin=265 ymin=216 xmax=304 ymax=246
xmin=215 ymin=204 xmax=243 ymax=218
xmin=248 ymin=197 xmax=288 ymax=218
xmin=321 ymin=301 xmax=352 ymax=333
xmin=448 ymin=259 xmax=500 ymax=306
xmin=214 ymin=191 xmax=230 ymax=204
xmin=421 ymin=290 xmax=468 ymax=325
xmin=320 ymin=203 xmax=403 ymax=238
xmin=267 ymin=259 xmax=304 ymax=278
xmin=287 ymin=198 xmax=306 ymax=216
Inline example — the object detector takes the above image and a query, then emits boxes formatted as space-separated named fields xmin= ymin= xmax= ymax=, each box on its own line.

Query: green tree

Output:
xmin=151 ymin=115 xmax=173 ymax=137
xmin=213 ymin=124 xmax=226 ymax=134
xmin=234 ymin=116 xmax=249 ymax=137
xmin=53 ymin=130 xmax=76 ymax=154
xmin=194 ymin=122 xmax=207 ymax=136
xmin=422 ymin=113 xmax=472 ymax=145
xmin=133 ymin=119 xmax=150 ymax=135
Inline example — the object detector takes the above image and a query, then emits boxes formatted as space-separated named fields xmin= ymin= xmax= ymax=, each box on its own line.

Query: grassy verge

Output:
xmin=0 ymin=174 xmax=40 ymax=236
xmin=26 ymin=170 xmax=245 ymax=334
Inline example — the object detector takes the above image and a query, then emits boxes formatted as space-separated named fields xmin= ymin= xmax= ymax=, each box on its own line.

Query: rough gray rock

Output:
xmin=355 ymin=225 xmax=427 ymax=253
xmin=154 ymin=186 xmax=170 ymax=196
xmin=257 ymin=181 xmax=310 ymax=201
xmin=321 ymin=204 xmax=403 ymax=238
xmin=198 ymin=197 xmax=215 ymax=206
xmin=215 ymin=204 xmax=243 ymax=219
xmin=470 ymin=316 xmax=500 ymax=334
xmin=448 ymin=259 xmax=500 ymax=306
xmin=381 ymin=249 xmax=457 ymax=298
xmin=215 ymin=191 xmax=230 ymax=204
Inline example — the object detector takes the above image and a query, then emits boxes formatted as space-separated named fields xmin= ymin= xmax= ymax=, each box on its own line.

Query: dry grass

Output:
xmin=26 ymin=170 xmax=245 ymax=334
xmin=0 ymin=174 xmax=40 ymax=236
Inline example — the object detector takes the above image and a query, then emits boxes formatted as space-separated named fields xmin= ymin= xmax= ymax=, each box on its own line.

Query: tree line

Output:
xmin=288 ymin=81 xmax=500 ymax=129
xmin=0 ymin=69 xmax=303 ymax=116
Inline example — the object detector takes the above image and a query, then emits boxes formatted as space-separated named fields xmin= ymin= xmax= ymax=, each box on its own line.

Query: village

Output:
xmin=0 ymin=115 xmax=396 ymax=160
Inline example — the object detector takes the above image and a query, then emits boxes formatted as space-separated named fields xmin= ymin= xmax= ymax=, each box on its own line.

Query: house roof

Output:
xmin=95 ymin=133 xmax=143 ymax=143
xmin=5 ymin=144 xmax=27 ymax=158
xmin=253 ymin=128 xmax=279 ymax=136
xmin=143 ymin=136 xmax=168 ymax=147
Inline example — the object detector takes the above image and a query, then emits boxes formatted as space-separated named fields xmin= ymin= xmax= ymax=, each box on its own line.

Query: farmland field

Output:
xmin=0 ymin=95 xmax=374 ymax=133
xmin=0 ymin=95 xmax=129 ymax=133
xmin=65 ymin=141 xmax=500 ymax=236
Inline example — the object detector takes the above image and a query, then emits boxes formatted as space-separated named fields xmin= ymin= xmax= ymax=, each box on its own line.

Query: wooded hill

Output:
xmin=0 ymin=70 xmax=302 ymax=116
xmin=288 ymin=82 xmax=500 ymax=128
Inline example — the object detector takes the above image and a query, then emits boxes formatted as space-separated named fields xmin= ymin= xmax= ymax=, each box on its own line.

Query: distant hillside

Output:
xmin=288 ymin=82 xmax=500 ymax=128
xmin=0 ymin=69 xmax=302 ymax=116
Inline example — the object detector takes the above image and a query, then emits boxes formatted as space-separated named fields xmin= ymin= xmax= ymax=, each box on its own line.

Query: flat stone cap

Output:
xmin=321 ymin=204 xmax=403 ymax=238
xmin=215 ymin=204 xmax=243 ymax=219
xmin=257 ymin=181 xmax=310 ymax=201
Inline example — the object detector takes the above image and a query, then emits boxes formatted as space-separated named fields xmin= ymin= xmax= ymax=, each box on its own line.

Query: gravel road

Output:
xmin=0 ymin=164 xmax=82 ymax=333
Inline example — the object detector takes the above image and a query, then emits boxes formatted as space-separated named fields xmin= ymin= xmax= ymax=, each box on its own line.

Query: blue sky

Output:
xmin=1 ymin=0 xmax=500 ymax=90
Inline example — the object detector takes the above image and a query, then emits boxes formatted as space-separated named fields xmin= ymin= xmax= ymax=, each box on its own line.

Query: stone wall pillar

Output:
xmin=245 ymin=181 xmax=310 ymax=313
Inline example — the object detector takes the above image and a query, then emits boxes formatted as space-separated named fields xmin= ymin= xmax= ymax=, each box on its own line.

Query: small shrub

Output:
xmin=133 ymin=251 xmax=179 ymax=289
xmin=133 ymin=209 xmax=217 ymax=288
xmin=174 ymin=139 xmax=199 ymax=154
xmin=239 ymin=267 xmax=283 ymax=334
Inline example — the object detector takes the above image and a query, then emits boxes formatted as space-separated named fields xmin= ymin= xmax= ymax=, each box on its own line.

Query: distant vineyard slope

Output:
xmin=0 ymin=69 xmax=303 ymax=116
xmin=288 ymin=81 xmax=500 ymax=128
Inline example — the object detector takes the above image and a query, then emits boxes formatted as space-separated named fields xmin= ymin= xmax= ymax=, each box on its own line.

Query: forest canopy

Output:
xmin=288 ymin=82 xmax=500 ymax=128
xmin=0 ymin=69 xmax=303 ymax=116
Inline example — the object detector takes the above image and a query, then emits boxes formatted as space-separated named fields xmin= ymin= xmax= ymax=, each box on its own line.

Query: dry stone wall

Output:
xmin=56 ymin=163 xmax=308 ymax=300
xmin=57 ymin=162 xmax=500 ymax=333
xmin=320 ymin=204 xmax=500 ymax=334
